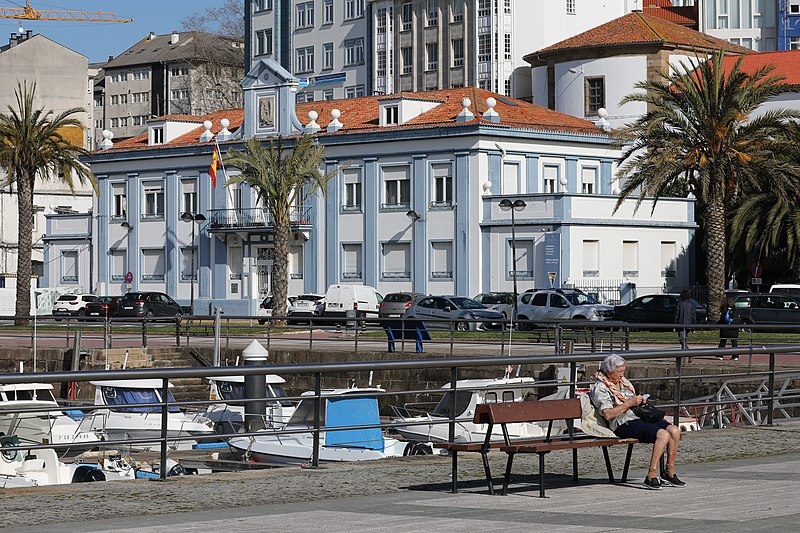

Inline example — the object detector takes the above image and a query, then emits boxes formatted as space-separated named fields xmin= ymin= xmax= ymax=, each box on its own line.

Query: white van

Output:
xmin=324 ymin=284 xmax=383 ymax=320
xmin=769 ymin=284 xmax=800 ymax=298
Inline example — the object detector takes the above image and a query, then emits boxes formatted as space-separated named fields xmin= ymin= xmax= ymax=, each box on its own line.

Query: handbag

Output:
xmin=632 ymin=403 xmax=666 ymax=424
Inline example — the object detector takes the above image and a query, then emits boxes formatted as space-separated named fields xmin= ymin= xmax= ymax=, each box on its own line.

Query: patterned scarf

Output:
xmin=594 ymin=371 xmax=635 ymax=406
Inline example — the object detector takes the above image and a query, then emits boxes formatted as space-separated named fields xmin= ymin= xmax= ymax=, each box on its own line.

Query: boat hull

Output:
xmin=228 ymin=433 xmax=406 ymax=465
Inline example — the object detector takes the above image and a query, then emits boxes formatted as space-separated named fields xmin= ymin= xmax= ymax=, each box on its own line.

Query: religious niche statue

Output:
xmin=258 ymin=95 xmax=275 ymax=129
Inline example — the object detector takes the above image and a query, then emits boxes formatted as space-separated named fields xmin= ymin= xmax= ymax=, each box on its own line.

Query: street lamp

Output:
xmin=499 ymin=199 xmax=527 ymax=321
xmin=181 ymin=212 xmax=206 ymax=314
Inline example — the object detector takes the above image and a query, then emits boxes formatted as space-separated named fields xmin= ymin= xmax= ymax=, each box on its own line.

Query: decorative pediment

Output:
xmin=241 ymin=59 xmax=304 ymax=139
xmin=241 ymin=59 xmax=299 ymax=90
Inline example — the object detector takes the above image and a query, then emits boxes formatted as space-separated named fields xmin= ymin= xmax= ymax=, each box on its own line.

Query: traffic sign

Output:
xmin=751 ymin=263 xmax=764 ymax=277
xmin=751 ymin=277 xmax=762 ymax=285
xmin=125 ymin=271 xmax=133 ymax=283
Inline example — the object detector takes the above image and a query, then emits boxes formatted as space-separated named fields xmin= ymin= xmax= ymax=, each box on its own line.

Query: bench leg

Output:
xmin=480 ymin=451 xmax=494 ymax=495
xmin=538 ymin=452 xmax=547 ymax=498
xmin=602 ymin=446 xmax=615 ymax=482
xmin=621 ymin=443 xmax=634 ymax=483
xmin=502 ymin=453 xmax=515 ymax=496
xmin=451 ymin=450 xmax=458 ymax=493
xmin=572 ymin=448 xmax=578 ymax=481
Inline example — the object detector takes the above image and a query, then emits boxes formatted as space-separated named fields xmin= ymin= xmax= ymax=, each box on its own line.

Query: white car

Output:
xmin=52 ymin=294 xmax=97 ymax=318
xmin=288 ymin=294 xmax=325 ymax=322
xmin=517 ymin=288 xmax=613 ymax=327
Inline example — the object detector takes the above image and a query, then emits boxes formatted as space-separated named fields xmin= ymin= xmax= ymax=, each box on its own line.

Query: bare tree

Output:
xmin=181 ymin=0 xmax=244 ymax=40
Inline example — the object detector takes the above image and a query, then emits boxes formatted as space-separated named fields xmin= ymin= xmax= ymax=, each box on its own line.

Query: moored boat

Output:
xmin=204 ymin=375 xmax=296 ymax=434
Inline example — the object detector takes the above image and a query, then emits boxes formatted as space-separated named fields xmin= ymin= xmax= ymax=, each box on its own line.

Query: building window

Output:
xmin=182 ymin=179 xmax=197 ymax=214
xmin=151 ymin=126 xmax=164 ymax=144
xmin=342 ymin=169 xmax=362 ymax=211
xmin=296 ymin=1 xmax=314 ymax=28
xmin=377 ymin=50 xmax=387 ymax=76
xmin=180 ymin=247 xmax=197 ymax=281
xmin=566 ymin=0 xmax=576 ymax=14
xmin=382 ymin=243 xmax=411 ymax=279
xmin=507 ymin=239 xmax=534 ymax=279
xmin=543 ymin=164 xmax=559 ymax=193
xmin=110 ymin=72 xmax=128 ymax=83
xmin=132 ymin=69 xmax=149 ymax=80
xmin=478 ymin=34 xmax=491 ymax=62
xmin=582 ymin=240 xmax=599 ymax=277
xmin=288 ymin=246 xmax=304 ymax=279
xmin=344 ymin=38 xmax=364 ymax=65
xmin=170 ymin=67 xmax=189 ymax=77
xmin=110 ymin=118 xmax=119 ymax=128
xmin=94 ymin=97 xmax=102 ymax=107
xmin=112 ymin=183 xmax=127 ymax=219
xmin=452 ymin=39 xmax=464 ymax=67
xmin=345 ymin=0 xmax=364 ymax=19
xmin=142 ymin=248 xmax=166 ymax=281
xmin=427 ymin=0 xmax=439 ymax=26
xmin=661 ymin=241 xmax=676 ymax=277
xmin=478 ymin=0 xmax=490 ymax=16
xmin=296 ymin=46 xmax=314 ymax=73
xmin=61 ymin=251 xmax=79 ymax=283
xmin=342 ymin=243 xmax=363 ymax=280
xmin=431 ymin=241 xmax=453 ymax=279
xmin=791 ymin=36 xmax=800 ymax=50
xmin=132 ymin=92 xmax=149 ymax=103
xmin=585 ymin=77 xmax=605 ymax=116
xmin=581 ymin=167 xmax=597 ymax=194
xmin=171 ymin=89 xmax=189 ymax=99
xmin=623 ymin=241 xmax=639 ymax=277
xmin=431 ymin=163 xmax=453 ymax=207
xmin=504 ymin=0 xmax=511 ymax=14
xmin=110 ymin=94 xmax=127 ymax=105
xmin=323 ymin=89 xmax=334 ymax=100
xmin=504 ymin=79 xmax=511 ymax=96
xmin=401 ymin=46 xmax=413 ymax=74
xmin=324 ymin=0 xmax=334 ymax=22
xmin=453 ymin=0 xmax=464 ymax=21
xmin=382 ymin=166 xmax=411 ymax=209
xmin=402 ymin=2 xmax=413 ymax=30
xmin=253 ymin=0 xmax=273 ymax=11
xmin=256 ymin=29 xmax=273 ymax=55
xmin=425 ymin=43 xmax=438 ymax=70
xmin=143 ymin=183 xmax=165 ymax=219
xmin=323 ymin=42 xmax=334 ymax=69
xmin=504 ymin=34 xmax=511 ymax=60
xmin=377 ymin=7 xmax=387 ymax=33
xmin=119 ymin=117 xmax=128 ymax=127
xmin=345 ymin=85 xmax=365 ymax=98
xmin=384 ymin=105 xmax=399 ymax=125
xmin=94 ymin=119 xmax=103 ymax=129
xmin=110 ymin=249 xmax=126 ymax=282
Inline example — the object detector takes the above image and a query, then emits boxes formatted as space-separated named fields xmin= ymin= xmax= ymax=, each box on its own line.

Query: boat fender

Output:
xmin=72 ymin=465 xmax=106 ymax=483
xmin=403 ymin=442 xmax=433 ymax=456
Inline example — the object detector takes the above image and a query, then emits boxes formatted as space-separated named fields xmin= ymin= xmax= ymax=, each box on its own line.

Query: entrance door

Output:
xmin=256 ymin=246 xmax=274 ymax=298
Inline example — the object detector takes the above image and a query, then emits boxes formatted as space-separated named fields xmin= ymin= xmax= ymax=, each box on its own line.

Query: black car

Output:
xmin=85 ymin=296 xmax=122 ymax=318
xmin=116 ymin=292 xmax=183 ymax=318
xmin=613 ymin=294 xmax=707 ymax=324
xmin=733 ymin=293 xmax=800 ymax=330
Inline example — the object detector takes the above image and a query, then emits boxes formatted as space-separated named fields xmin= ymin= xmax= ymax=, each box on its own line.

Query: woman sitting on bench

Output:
xmin=590 ymin=354 xmax=684 ymax=490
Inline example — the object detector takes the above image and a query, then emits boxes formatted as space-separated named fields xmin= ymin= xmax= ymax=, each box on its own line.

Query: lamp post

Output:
xmin=181 ymin=212 xmax=206 ymax=314
xmin=499 ymin=199 xmax=527 ymax=321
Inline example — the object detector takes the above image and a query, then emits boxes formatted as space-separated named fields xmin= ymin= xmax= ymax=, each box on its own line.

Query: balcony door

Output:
xmin=256 ymin=245 xmax=274 ymax=297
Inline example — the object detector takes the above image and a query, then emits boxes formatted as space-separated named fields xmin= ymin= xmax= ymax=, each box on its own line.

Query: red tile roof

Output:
xmin=720 ymin=50 xmax=800 ymax=86
xmin=526 ymin=11 xmax=750 ymax=64
xmin=148 ymin=114 xmax=202 ymax=123
xmin=100 ymin=88 xmax=609 ymax=153
xmin=643 ymin=3 xmax=698 ymax=28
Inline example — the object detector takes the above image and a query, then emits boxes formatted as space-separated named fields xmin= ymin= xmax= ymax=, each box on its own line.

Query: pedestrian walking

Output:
xmin=717 ymin=298 xmax=739 ymax=360
xmin=674 ymin=289 xmax=696 ymax=350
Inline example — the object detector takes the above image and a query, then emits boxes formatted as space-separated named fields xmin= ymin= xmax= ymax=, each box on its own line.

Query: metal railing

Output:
xmin=207 ymin=206 xmax=312 ymax=229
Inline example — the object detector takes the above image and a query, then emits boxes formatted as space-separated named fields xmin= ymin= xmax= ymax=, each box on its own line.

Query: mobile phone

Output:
xmin=642 ymin=393 xmax=651 ymax=400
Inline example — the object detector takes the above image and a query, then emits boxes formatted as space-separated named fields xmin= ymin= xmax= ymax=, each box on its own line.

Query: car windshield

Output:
xmin=450 ymin=297 xmax=486 ymax=309
xmin=57 ymin=295 xmax=77 ymax=301
xmin=121 ymin=292 xmax=147 ymax=301
xmin=479 ymin=294 xmax=510 ymax=304
xmin=384 ymin=293 xmax=413 ymax=303
xmin=564 ymin=292 xmax=599 ymax=305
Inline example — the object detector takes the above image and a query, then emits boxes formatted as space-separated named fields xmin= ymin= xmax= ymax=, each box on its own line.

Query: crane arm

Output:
xmin=0 ymin=4 xmax=132 ymax=23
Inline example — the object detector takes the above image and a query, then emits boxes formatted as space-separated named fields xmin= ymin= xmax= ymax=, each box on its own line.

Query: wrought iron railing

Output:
xmin=207 ymin=207 xmax=312 ymax=229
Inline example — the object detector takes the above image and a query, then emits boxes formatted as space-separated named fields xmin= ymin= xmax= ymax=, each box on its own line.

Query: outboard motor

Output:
xmin=72 ymin=465 xmax=106 ymax=482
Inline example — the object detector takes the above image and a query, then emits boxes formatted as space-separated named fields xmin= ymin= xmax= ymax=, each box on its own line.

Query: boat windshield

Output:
xmin=217 ymin=382 xmax=294 ymax=407
xmin=3 ymin=389 xmax=56 ymax=403
xmin=432 ymin=390 xmax=473 ymax=417
xmin=102 ymin=387 xmax=180 ymax=413
xmin=286 ymin=398 xmax=325 ymax=427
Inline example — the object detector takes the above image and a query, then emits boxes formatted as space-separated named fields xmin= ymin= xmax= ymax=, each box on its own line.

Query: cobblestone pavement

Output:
xmin=2 ymin=423 xmax=800 ymax=530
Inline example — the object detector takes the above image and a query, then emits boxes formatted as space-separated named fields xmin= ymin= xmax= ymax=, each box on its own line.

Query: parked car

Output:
xmin=613 ymin=294 xmax=707 ymax=324
xmin=402 ymin=295 xmax=504 ymax=331
xmin=379 ymin=292 xmax=424 ymax=319
xmin=116 ymin=292 xmax=183 ymax=318
xmin=516 ymin=288 xmax=613 ymax=327
xmin=52 ymin=294 xmax=97 ymax=318
xmin=769 ymin=284 xmax=800 ymax=298
xmin=257 ymin=295 xmax=295 ymax=325
xmin=324 ymin=284 xmax=383 ymax=320
xmin=733 ymin=293 xmax=800 ymax=330
xmin=84 ymin=296 xmax=122 ymax=318
xmin=473 ymin=292 xmax=516 ymax=320
xmin=288 ymin=294 xmax=325 ymax=323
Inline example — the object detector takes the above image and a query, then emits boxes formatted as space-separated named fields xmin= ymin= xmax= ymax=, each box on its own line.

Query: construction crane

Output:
xmin=0 ymin=1 xmax=133 ymax=23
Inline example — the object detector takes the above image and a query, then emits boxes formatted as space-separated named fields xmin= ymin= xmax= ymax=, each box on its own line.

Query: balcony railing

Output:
xmin=208 ymin=206 xmax=312 ymax=230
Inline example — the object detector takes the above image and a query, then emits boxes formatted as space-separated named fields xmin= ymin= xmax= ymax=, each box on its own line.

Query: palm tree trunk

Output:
xmin=705 ymin=196 xmax=726 ymax=323
xmin=272 ymin=221 xmax=290 ymax=325
xmin=15 ymin=171 xmax=33 ymax=325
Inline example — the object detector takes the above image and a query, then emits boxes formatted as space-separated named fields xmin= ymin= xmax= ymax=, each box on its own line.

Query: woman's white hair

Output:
xmin=600 ymin=353 xmax=627 ymax=375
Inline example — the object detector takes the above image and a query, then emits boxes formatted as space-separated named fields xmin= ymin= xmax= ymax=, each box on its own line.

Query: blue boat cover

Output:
xmin=324 ymin=397 xmax=384 ymax=451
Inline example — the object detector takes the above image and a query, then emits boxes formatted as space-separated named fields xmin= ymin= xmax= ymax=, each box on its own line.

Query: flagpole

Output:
xmin=214 ymin=139 xmax=234 ymax=206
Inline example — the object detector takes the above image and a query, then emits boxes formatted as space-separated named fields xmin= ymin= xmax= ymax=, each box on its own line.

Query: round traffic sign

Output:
xmin=750 ymin=263 xmax=763 ymax=277
xmin=125 ymin=271 xmax=134 ymax=283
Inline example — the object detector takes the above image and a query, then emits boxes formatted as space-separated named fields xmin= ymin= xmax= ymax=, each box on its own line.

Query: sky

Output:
xmin=0 ymin=0 xmax=225 ymax=62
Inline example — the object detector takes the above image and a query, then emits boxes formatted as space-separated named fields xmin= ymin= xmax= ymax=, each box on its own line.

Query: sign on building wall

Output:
xmin=543 ymin=232 xmax=560 ymax=288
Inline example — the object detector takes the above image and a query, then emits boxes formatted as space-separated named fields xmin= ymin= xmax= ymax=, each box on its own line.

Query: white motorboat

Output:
xmin=86 ymin=379 xmax=216 ymax=450
xmin=0 ymin=383 xmax=104 ymax=454
xmin=390 ymin=377 xmax=546 ymax=443
xmin=204 ymin=375 xmax=297 ymax=434
xmin=228 ymin=387 xmax=408 ymax=465
xmin=0 ymin=435 xmax=135 ymax=488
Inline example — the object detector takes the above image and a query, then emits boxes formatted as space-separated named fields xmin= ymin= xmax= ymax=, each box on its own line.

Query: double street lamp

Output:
xmin=181 ymin=212 xmax=206 ymax=315
xmin=499 ymin=199 xmax=527 ymax=321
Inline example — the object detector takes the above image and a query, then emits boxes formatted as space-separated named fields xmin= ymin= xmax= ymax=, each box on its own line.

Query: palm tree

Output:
xmin=224 ymin=135 xmax=332 ymax=321
xmin=614 ymin=50 xmax=800 ymax=321
xmin=0 ymin=82 xmax=97 ymax=324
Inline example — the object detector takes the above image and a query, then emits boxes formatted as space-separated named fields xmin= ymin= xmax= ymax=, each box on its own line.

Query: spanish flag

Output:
xmin=209 ymin=145 xmax=221 ymax=188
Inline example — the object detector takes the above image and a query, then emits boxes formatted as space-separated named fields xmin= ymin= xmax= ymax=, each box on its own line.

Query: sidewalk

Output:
xmin=3 ymin=423 xmax=800 ymax=532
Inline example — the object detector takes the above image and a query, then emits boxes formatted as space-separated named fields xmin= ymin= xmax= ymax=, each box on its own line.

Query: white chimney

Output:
xmin=148 ymin=31 xmax=156 ymax=41
xmin=170 ymin=31 xmax=179 ymax=45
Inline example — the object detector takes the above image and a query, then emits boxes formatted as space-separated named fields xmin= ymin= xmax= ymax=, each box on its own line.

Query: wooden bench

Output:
xmin=434 ymin=399 xmax=639 ymax=497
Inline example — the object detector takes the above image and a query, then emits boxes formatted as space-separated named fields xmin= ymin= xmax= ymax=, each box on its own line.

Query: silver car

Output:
xmin=473 ymin=292 xmax=516 ymax=320
xmin=517 ymin=288 xmax=613 ymax=327
xmin=288 ymin=294 xmax=325 ymax=323
xmin=379 ymin=292 xmax=424 ymax=319
xmin=402 ymin=295 xmax=504 ymax=331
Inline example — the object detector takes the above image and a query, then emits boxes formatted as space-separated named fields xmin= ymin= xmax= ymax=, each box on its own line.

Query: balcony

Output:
xmin=207 ymin=206 xmax=312 ymax=230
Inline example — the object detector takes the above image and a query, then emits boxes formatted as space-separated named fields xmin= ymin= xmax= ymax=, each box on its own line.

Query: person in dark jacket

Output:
xmin=717 ymin=298 xmax=739 ymax=361
xmin=674 ymin=289 xmax=696 ymax=350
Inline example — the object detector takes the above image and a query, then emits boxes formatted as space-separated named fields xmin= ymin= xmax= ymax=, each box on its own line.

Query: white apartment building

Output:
xmin=701 ymin=0 xmax=779 ymax=51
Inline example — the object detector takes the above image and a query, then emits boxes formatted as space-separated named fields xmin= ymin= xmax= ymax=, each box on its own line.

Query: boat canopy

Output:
xmin=325 ymin=397 xmax=383 ymax=451
xmin=101 ymin=386 xmax=180 ymax=413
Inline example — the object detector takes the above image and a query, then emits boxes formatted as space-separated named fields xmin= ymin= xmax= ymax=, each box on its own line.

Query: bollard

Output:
xmin=242 ymin=340 xmax=268 ymax=433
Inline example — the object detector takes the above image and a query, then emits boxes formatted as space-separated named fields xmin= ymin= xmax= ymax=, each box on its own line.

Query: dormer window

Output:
xmin=151 ymin=126 xmax=164 ymax=145
xmin=385 ymin=106 xmax=399 ymax=126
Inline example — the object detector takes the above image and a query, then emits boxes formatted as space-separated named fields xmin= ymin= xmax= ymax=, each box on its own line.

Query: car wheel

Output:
xmin=77 ymin=309 xmax=86 ymax=317
xmin=517 ymin=316 xmax=532 ymax=331
xmin=455 ymin=321 xmax=469 ymax=332
xmin=258 ymin=319 xmax=266 ymax=325
xmin=145 ymin=310 xmax=154 ymax=318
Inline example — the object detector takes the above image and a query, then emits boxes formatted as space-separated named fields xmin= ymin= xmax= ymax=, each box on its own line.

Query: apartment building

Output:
xmin=701 ymin=0 xmax=779 ymax=50
xmin=97 ymin=31 xmax=245 ymax=142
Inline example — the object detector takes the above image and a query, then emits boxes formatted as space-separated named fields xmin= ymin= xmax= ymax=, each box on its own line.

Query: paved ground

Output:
xmin=2 ymin=423 xmax=800 ymax=532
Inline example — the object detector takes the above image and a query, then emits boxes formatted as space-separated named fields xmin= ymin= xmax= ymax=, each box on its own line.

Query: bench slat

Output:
xmin=502 ymin=437 xmax=638 ymax=454
xmin=474 ymin=399 xmax=581 ymax=425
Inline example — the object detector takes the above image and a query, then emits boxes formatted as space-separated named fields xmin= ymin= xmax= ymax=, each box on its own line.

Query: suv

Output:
xmin=288 ymin=294 xmax=325 ymax=323
xmin=517 ymin=288 xmax=613 ymax=326
xmin=53 ymin=294 xmax=97 ymax=318
xmin=116 ymin=292 xmax=183 ymax=318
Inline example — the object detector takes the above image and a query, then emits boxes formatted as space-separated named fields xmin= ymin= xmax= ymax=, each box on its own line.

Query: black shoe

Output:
xmin=643 ymin=476 xmax=662 ymax=490
xmin=660 ymin=472 xmax=686 ymax=487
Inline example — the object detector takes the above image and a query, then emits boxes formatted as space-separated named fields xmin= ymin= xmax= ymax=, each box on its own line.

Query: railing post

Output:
xmin=673 ymin=355 xmax=682 ymax=426
xmin=767 ymin=352 xmax=775 ymax=426
xmin=555 ymin=324 xmax=562 ymax=354
xmin=65 ymin=318 xmax=71 ymax=348
xmin=175 ymin=316 xmax=181 ymax=347
xmin=142 ymin=317 xmax=148 ymax=348
xmin=590 ymin=325 xmax=597 ymax=353
xmin=159 ymin=377 xmax=169 ymax=480
xmin=449 ymin=365 xmax=458 ymax=494
xmin=354 ymin=318 xmax=359 ymax=352
xmin=226 ymin=318 xmax=230 ymax=349
xmin=569 ymin=361 xmax=577 ymax=398
xmin=312 ymin=372 xmax=322 ymax=468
